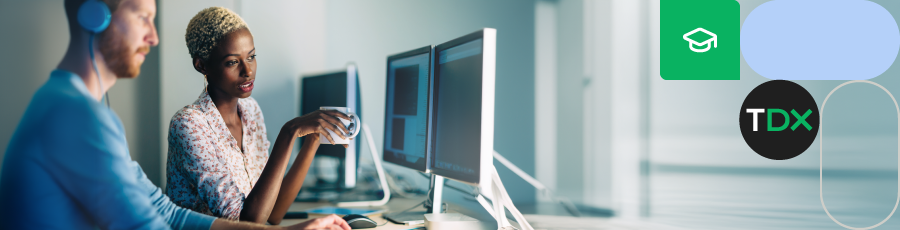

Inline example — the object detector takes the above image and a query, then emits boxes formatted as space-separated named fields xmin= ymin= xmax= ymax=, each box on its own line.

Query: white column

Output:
xmin=581 ymin=0 xmax=647 ymax=216
xmin=609 ymin=0 xmax=645 ymax=219
xmin=534 ymin=0 xmax=559 ymax=203
xmin=582 ymin=0 xmax=614 ymax=210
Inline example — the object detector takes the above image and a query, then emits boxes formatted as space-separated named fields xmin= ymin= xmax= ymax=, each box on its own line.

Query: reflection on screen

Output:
xmin=383 ymin=53 xmax=430 ymax=171
xmin=431 ymin=38 xmax=483 ymax=184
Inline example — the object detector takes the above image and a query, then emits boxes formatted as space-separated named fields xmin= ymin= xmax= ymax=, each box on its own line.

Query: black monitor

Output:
xmin=383 ymin=46 xmax=432 ymax=172
xmin=300 ymin=65 xmax=362 ymax=189
xmin=429 ymin=28 xmax=496 ymax=191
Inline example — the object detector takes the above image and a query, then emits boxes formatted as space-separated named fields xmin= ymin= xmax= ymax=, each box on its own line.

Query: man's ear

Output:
xmin=192 ymin=57 xmax=206 ymax=75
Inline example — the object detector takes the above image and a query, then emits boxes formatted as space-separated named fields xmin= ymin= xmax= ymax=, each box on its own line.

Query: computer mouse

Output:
xmin=343 ymin=214 xmax=377 ymax=229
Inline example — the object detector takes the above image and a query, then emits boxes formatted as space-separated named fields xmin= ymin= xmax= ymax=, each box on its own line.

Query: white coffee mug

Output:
xmin=318 ymin=106 xmax=361 ymax=144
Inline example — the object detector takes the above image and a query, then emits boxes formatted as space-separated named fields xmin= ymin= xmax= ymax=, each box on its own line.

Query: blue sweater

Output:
xmin=0 ymin=70 xmax=216 ymax=229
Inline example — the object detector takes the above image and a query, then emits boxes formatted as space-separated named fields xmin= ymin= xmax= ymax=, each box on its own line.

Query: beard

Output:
xmin=98 ymin=25 xmax=149 ymax=79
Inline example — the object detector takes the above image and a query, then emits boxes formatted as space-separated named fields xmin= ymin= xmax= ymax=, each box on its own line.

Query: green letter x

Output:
xmin=790 ymin=109 xmax=812 ymax=131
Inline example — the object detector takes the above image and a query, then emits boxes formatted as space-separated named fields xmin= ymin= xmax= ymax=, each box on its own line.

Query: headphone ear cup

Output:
xmin=77 ymin=1 xmax=111 ymax=33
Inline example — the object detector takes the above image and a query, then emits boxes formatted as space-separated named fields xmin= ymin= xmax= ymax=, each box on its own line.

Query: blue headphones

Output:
xmin=78 ymin=0 xmax=111 ymax=33
xmin=77 ymin=0 xmax=111 ymax=107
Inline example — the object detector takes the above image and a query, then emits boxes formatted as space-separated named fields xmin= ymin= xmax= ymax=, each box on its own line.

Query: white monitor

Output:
xmin=390 ymin=29 xmax=531 ymax=230
xmin=383 ymin=46 xmax=432 ymax=172
xmin=429 ymin=28 xmax=496 ymax=194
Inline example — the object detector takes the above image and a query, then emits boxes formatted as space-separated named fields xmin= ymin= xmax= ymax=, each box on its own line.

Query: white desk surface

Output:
xmin=279 ymin=198 xmax=425 ymax=230
xmin=277 ymin=198 xmax=685 ymax=230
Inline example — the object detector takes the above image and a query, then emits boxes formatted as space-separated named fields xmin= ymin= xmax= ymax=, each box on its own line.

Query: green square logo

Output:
xmin=661 ymin=0 xmax=740 ymax=80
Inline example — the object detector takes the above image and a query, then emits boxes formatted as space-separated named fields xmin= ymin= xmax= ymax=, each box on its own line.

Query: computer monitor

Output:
xmin=300 ymin=65 xmax=362 ymax=189
xmin=429 ymin=28 xmax=496 ymax=193
xmin=383 ymin=46 xmax=432 ymax=172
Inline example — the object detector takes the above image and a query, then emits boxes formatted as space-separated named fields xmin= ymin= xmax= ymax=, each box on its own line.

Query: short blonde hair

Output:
xmin=185 ymin=7 xmax=248 ymax=61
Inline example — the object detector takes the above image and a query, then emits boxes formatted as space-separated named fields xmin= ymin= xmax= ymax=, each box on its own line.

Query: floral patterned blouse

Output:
xmin=166 ymin=91 xmax=271 ymax=220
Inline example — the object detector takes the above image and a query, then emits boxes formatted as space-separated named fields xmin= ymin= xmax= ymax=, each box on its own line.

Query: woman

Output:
xmin=166 ymin=7 xmax=349 ymax=225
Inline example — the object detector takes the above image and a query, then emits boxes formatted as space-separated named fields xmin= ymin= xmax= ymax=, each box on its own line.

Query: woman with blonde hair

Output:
xmin=166 ymin=7 xmax=349 ymax=225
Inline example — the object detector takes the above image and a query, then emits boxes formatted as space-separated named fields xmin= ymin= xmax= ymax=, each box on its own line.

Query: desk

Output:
xmin=279 ymin=198 xmax=426 ymax=230
xmin=277 ymin=198 xmax=685 ymax=230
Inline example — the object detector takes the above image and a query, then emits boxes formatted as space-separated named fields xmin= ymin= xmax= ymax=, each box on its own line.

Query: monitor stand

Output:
xmin=492 ymin=151 xmax=582 ymax=217
xmin=335 ymin=122 xmax=441 ymax=225
xmin=383 ymin=174 xmax=443 ymax=225
xmin=334 ymin=124 xmax=535 ymax=229
xmin=336 ymin=123 xmax=391 ymax=207
xmin=425 ymin=165 xmax=534 ymax=230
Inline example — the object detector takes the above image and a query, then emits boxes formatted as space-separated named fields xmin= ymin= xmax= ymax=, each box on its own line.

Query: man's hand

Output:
xmin=287 ymin=214 xmax=351 ymax=230
xmin=210 ymin=214 xmax=350 ymax=230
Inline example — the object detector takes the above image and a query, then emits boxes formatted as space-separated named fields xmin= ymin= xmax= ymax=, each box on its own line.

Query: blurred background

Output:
xmin=1 ymin=0 xmax=898 ymax=229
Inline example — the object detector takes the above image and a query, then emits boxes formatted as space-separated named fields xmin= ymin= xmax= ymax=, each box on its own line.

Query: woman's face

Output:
xmin=205 ymin=28 xmax=256 ymax=98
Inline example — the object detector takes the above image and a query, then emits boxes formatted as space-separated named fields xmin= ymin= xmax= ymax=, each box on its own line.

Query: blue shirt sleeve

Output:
xmin=133 ymin=162 xmax=216 ymax=230
xmin=40 ymin=96 xmax=213 ymax=230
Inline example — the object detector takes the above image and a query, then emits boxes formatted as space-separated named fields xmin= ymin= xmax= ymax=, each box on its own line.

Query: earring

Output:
xmin=204 ymin=75 xmax=209 ymax=93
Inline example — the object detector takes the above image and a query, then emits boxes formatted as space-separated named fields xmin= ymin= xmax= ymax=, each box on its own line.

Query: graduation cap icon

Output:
xmin=683 ymin=28 xmax=717 ymax=53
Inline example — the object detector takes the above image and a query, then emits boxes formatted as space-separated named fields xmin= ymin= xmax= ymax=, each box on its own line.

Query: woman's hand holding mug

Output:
xmin=286 ymin=108 xmax=356 ymax=147
xmin=315 ymin=106 xmax=361 ymax=145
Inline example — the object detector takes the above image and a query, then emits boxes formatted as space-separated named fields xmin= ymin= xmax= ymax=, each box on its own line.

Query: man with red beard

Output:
xmin=0 ymin=0 xmax=349 ymax=230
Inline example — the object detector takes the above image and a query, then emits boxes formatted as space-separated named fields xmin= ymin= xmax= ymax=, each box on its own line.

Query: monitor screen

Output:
xmin=430 ymin=38 xmax=485 ymax=184
xmin=383 ymin=47 xmax=431 ymax=172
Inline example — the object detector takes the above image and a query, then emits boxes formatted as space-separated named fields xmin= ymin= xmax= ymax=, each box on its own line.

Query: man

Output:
xmin=0 ymin=0 xmax=350 ymax=229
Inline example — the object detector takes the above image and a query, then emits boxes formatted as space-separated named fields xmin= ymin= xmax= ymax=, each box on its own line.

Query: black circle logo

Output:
xmin=739 ymin=80 xmax=819 ymax=160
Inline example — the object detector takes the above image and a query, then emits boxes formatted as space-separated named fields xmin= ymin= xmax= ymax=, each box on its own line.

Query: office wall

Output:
xmin=0 ymin=1 xmax=68 ymax=172
xmin=322 ymin=0 xmax=537 ymax=203
xmin=0 ymin=0 xmax=163 ymax=185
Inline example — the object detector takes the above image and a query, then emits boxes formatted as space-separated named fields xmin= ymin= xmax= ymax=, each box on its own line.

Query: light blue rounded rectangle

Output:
xmin=741 ymin=0 xmax=900 ymax=80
